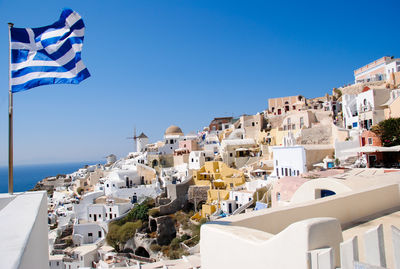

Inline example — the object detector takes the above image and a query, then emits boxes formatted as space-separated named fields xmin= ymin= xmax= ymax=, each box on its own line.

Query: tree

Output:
xmin=106 ymin=223 xmax=121 ymax=251
xmin=371 ymin=118 xmax=400 ymax=147
xmin=118 ymin=220 xmax=142 ymax=244
xmin=126 ymin=202 xmax=149 ymax=222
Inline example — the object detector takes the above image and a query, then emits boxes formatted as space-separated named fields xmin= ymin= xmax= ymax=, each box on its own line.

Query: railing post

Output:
xmin=364 ymin=224 xmax=386 ymax=268
xmin=340 ymin=236 xmax=359 ymax=269
xmin=392 ymin=225 xmax=400 ymax=269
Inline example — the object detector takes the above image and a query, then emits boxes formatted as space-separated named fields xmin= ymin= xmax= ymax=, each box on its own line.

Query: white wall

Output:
xmin=111 ymin=184 xmax=162 ymax=203
xmin=188 ymin=151 xmax=206 ymax=170
xmin=0 ymin=192 xmax=49 ymax=269
xmin=73 ymin=223 xmax=104 ymax=245
xmin=230 ymin=191 xmax=253 ymax=208
xmin=272 ymin=146 xmax=307 ymax=178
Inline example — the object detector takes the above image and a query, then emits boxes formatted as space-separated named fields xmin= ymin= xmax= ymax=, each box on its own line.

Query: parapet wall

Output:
xmin=223 ymin=183 xmax=400 ymax=234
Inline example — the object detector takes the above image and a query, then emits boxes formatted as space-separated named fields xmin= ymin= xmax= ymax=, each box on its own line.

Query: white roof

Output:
xmin=74 ymin=244 xmax=98 ymax=255
xmin=221 ymin=139 xmax=256 ymax=147
xmin=342 ymin=146 xmax=400 ymax=153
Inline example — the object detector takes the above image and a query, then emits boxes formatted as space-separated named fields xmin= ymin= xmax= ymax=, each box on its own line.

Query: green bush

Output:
xmin=126 ymin=202 xmax=149 ymax=222
xmin=106 ymin=223 xmax=121 ymax=251
xmin=118 ymin=220 xmax=142 ymax=244
xmin=180 ymin=234 xmax=191 ymax=241
xmin=106 ymin=220 xmax=142 ymax=250
xmin=372 ymin=118 xmax=400 ymax=147
xmin=168 ymin=250 xmax=181 ymax=259
xmin=150 ymin=243 xmax=162 ymax=252
xmin=170 ymin=237 xmax=181 ymax=250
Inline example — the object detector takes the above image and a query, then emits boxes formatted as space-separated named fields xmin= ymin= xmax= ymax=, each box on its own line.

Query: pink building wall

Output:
xmin=179 ymin=140 xmax=198 ymax=152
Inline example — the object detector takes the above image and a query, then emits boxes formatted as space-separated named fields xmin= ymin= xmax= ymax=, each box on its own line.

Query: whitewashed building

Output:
xmin=272 ymin=145 xmax=307 ymax=178
xmin=63 ymin=244 xmax=98 ymax=269
xmin=72 ymin=222 xmax=104 ymax=246
xmin=87 ymin=200 xmax=131 ymax=222
xmin=159 ymin=125 xmax=185 ymax=155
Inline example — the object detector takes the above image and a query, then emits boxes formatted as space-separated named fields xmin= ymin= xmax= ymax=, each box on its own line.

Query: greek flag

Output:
xmin=10 ymin=9 xmax=90 ymax=93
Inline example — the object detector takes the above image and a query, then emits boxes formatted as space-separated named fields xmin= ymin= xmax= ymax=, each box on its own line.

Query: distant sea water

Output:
xmin=0 ymin=161 xmax=101 ymax=193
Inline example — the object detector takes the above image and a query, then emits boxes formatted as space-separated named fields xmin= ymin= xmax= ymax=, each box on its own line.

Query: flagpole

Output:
xmin=8 ymin=22 xmax=14 ymax=194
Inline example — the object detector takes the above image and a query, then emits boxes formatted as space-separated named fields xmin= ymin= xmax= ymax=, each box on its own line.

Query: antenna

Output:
xmin=126 ymin=126 xmax=138 ymax=152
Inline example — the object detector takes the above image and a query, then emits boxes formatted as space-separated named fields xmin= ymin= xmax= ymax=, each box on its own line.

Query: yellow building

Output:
xmin=192 ymin=161 xmax=245 ymax=218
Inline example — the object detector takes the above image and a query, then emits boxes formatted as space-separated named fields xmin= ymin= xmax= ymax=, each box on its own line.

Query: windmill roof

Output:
xmin=138 ymin=132 xmax=148 ymax=139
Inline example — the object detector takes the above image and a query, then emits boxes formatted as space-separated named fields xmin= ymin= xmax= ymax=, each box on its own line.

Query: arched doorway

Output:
xmin=135 ymin=246 xmax=150 ymax=258
xmin=152 ymin=159 xmax=158 ymax=168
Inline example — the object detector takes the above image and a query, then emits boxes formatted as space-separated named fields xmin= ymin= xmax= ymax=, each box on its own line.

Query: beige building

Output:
xmin=280 ymin=110 xmax=317 ymax=131
xmin=383 ymin=90 xmax=400 ymax=119
xmin=220 ymin=139 xmax=259 ymax=168
xmin=136 ymin=164 xmax=157 ymax=185
xmin=234 ymin=113 xmax=265 ymax=140
xmin=267 ymin=95 xmax=307 ymax=116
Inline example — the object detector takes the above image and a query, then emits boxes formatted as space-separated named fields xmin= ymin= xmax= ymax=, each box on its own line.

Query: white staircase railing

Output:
xmin=307 ymin=224 xmax=400 ymax=269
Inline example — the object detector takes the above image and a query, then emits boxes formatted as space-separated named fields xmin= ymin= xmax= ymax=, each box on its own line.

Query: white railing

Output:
xmin=307 ymin=224 xmax=400 ymax=269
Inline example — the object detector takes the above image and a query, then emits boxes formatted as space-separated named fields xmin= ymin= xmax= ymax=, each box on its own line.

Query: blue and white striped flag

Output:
xmin=10 ymin=8 xmax=90 ymax=93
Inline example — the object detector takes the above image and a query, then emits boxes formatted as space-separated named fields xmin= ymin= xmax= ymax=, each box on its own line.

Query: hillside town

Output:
xmin=32 ymin=56 xmax=400 ymax=268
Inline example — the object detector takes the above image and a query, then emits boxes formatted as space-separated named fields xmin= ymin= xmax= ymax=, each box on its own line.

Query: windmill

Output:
xmin=127 ymin=127 xmax=138 ymax=152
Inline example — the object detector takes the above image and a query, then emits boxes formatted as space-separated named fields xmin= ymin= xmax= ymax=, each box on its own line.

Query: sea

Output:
xmin=0 ymin=161 xmax=101 ymax=193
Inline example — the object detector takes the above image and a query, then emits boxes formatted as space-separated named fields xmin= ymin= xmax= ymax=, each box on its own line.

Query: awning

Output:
xmin=342 ymin=146 xmax=400 ymax=153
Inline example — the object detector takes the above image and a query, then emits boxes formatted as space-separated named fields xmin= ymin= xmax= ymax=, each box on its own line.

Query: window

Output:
xmin=98 ymin=231 xmax=102 ymax=237
xmin=235 ymin=196 xmax=238 ymax=201
xmin=368 ymin=137 xmax=373 ymax=145
xmin=252 ymin=122 xmax=255 ymax=126
xmin=109 ymin=208 xmax=112 ymax=212
xmin=89 ymin=214 xmax=92 ymax=218
xmin=230 ymin=153 xmax=233 ymax=157
xmin=276 ymin=160 xmax=278 ymax=166
xmin=88 ymin=232 xmax=93 ymax=237
xmin=277 ymin=192 xmax=281 ymax=201
xmin=230 ymin=183 xmax=233 ymax=188
xmin=114 ymin=214 xmax=117 ymax=218
xmin=170 ymin=139 xmax=174 ymax=144
xmin=191 ymin=158 xmax=194 ymax=162
xmin=57 ymin=261 xmax=59 ymax=266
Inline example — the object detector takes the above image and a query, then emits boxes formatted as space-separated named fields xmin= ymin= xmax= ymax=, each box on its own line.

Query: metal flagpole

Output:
xmin=8 ymin=22 xmax=14 ymax=194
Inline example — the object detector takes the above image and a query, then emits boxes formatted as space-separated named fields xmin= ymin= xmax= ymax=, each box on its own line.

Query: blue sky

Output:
xmin=0 ymin=0 xmax=399 ymax=165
